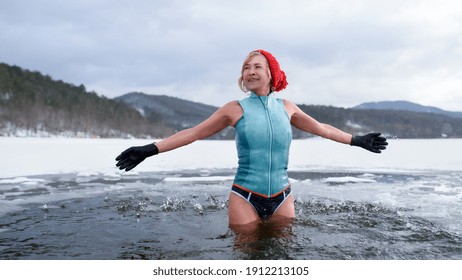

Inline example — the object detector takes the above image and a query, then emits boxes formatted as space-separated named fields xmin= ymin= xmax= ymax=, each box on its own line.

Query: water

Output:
xmin=0 ymin=138 xmax=461 ymax=259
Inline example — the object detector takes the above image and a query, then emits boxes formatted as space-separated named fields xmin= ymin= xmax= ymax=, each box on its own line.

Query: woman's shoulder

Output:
xmin=281 ymin=98 xmax=299 ymax=117
xmin=223 ymin=100 xmax=243 ymax=115
xmin=218 ymin=100 xmax=243 ymax=126
xmin=281 ymin=98 xmax=297 ymax=109
xmin=221 ymin=100 xmax=241 ymax=109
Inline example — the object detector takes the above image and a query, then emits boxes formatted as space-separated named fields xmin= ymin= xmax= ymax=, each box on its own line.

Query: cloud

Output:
xmin=1 ymin=0 xmax=461 ymax=110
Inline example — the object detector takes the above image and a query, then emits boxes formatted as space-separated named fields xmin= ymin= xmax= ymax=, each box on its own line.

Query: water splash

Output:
xmin=161 ymin=196 xmax=188 ymax=212
xmin=116 ymin=195 xmax=152 ymax=214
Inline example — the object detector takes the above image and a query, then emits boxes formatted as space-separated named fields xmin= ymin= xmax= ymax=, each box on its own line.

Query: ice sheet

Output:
xmin=1 ymin=137 xmax=461 ymax=178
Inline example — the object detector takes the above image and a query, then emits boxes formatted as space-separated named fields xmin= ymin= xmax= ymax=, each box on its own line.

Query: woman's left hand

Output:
xmin=350 ymin=133 xmax=388 ymax=153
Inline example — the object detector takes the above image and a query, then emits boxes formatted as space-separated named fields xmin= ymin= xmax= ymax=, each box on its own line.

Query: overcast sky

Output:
xmin=1 ymin=0 xmax=462 ymax=111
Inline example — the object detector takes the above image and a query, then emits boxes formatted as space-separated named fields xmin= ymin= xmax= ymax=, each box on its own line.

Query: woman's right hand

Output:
xmin=115 ymin=143 xmax=159 ymax=171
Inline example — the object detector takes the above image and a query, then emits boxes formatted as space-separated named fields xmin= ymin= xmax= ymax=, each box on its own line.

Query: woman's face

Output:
xmin=242 ymin=54 xmax=271 ymax=95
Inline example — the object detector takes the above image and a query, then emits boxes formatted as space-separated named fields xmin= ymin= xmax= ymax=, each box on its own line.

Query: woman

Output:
xmin=115 ymin=49 xmax=388 ymax=227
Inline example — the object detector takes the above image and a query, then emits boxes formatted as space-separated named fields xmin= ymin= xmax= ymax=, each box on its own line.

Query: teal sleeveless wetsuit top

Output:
xmin=233 ymin=92 xmax=292 ymax=198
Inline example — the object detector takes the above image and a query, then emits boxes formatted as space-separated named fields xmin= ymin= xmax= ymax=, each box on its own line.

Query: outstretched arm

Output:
xmin=116 ymin=101 xmax=242 ymax=171
xmin=156 ymin=101 xmax=241 ymax=152
xmin=284 ymin=100 xmax=352 ymax=144
xmin=283 ymin=100 xmax=388 ymax=153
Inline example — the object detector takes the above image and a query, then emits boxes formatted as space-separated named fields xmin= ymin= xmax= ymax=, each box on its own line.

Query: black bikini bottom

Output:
xmin=231 ymin=185 xmax=292 ymax=218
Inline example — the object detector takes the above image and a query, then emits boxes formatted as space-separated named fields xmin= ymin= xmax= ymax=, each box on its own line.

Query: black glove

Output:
xmin=115 ymin=143 xmax=159 ymax=171
xmin=350 ymin=132 xmax=388 ymax=153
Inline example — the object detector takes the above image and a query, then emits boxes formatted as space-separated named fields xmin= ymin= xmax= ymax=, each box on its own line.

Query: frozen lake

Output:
xmin=0 ymin=137 xmax=461 ymax=259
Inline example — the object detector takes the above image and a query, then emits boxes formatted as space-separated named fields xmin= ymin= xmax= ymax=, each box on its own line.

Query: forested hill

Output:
xmin=116 ymin=92 xmax=462 ymax=139
xmin=296 ymin=104 xmax=462 ymax=139
xmin=114 ymin=92 xmax=235 ymax=139
xmin=1 ymin=62 xmax=462 ymax=139
xmin=0 ymin=63 xmax=173 ymax=138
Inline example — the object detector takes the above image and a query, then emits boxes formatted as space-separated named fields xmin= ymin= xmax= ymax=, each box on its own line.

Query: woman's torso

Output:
xmin=233 ymin=92 xmax=293 ymax=198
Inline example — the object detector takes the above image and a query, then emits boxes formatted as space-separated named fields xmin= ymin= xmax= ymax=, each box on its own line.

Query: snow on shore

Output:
xmin=1 ymin=137 xmax=461 ymax=179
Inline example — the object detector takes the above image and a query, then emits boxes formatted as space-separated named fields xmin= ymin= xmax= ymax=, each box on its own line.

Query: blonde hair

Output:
xmin=238 ymin=51 xmax=272 ymax=92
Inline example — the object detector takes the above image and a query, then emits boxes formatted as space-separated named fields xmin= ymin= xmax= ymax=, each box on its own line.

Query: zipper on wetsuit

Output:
xmin=259 ymin=95 xmax=273 ymax=198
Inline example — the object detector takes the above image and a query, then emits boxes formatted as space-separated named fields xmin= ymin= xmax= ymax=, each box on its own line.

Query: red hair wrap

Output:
xmin=253 ymin=49 xmax=288 ymax=92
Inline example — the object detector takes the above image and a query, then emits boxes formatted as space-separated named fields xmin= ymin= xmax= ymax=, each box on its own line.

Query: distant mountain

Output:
xmin=354 ymin=101 xmax=462 ymax=119
xmin=0 ymin=63 xmax=173 ymax=138
xmin=114 ymin=92 xmax=235 ymax=139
